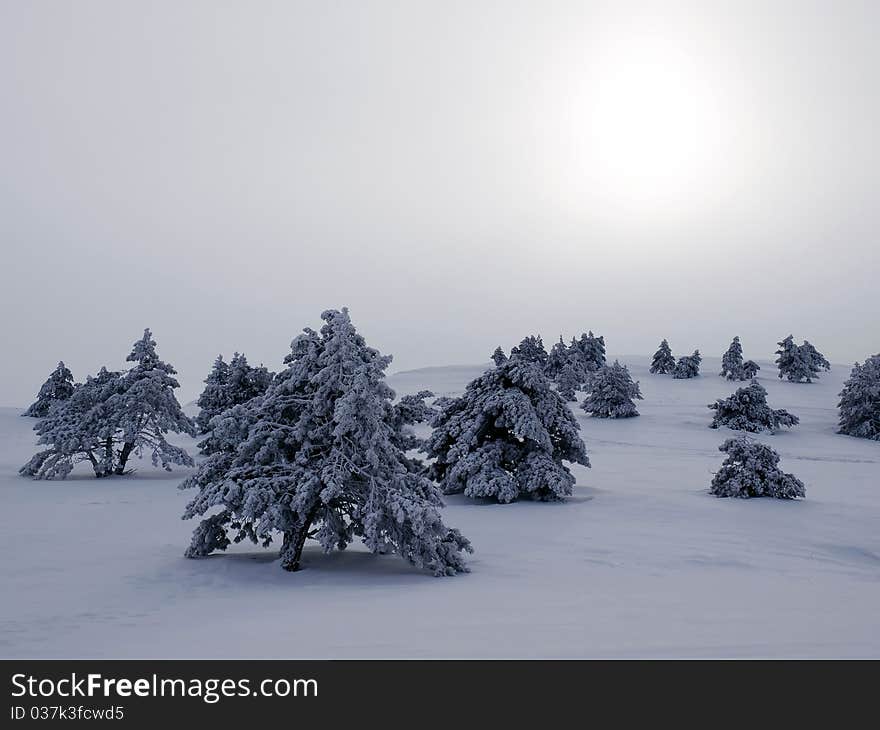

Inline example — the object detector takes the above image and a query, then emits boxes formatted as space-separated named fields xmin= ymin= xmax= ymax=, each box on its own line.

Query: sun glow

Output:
xmin=563 ymin=31 xmax=736 ymax=225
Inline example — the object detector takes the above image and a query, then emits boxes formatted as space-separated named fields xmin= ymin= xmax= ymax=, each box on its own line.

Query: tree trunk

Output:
xmin=115 ymin=442 xmax=135 ymax=475
xmin=86 ymin=450 xmax=102 ymax=478
xmin=279 ymin=510 xmax=317 ymax=572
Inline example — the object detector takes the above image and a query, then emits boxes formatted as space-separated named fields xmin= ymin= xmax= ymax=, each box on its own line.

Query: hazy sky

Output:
xmin=2 ymin=0 xmax=878 ymax=405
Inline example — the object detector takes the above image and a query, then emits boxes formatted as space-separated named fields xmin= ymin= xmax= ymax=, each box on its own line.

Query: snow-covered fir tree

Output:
xmin=837 ymin=354 xmax=880 ymax=441
xmin=672 ymin=350 xmax=702 ymax=379
xmin=775 ymin=335 xmax=831 ymax=383
xmin=424 ymin=357 xmax=590 ymax=503
xmin=569 ymin=331 xmax=606 ymax=377
xmin=649 ymin=339 xmax=675 ymax=374
xmin=545 ymin=336 xmax=569 ymax=378
xmin=181 ymin=309 xmax=471 ymax=575
xmin=555 ymin=362 xmax=580 ymax=402
xmin=22 ymin=361 xmax=75 ymax=418
xmin=720 ymin=336 xmax=761 ymax=381
xmin=195 ymin=355 xmax=230 ymax=433
xmin=491 ymin=346 xmax=507 ymax=366
xmin=708 ymin=380 xmax=799 ymax=433
xmin=581 ymin=360 xmax=643 ymax=418
xmin=21 ymin=330 xmax=195 ymax=480
xmin=510 ymin=335 xmax=548 ymax=368
xmin=20 ymin=367 xmax=122 ymax=479
xmin=103 ymin=329 xmax=195 ymax=474
xmin=710 ymin=436 xmax=805 ymax=499
xmin=196 ymin=352 xmax=274 ymax=454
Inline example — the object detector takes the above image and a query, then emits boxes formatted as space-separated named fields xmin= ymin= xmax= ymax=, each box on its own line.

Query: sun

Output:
xmin=562 ymin=31 xmax=733 ymax=225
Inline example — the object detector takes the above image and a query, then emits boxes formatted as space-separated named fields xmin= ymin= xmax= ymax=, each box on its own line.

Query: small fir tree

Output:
xmin=545 ymin=336 xmax=570 ymax=378
xmin=776 ymin=335 xmax=831 ymax=383
xmin=649 ymin=339 xmax=676 ymax=374
xmin=837 ymin=354 xmax=880 ymax=441
xmin=425 ymin=358 xmax=590 ymax=503
xmin=672 ymin=350 xmax=702 ymax=379
xmin=22 ymin=361 xmax=75 ymax=418
xmin=708 ymin=380 xmax=799 ymax=433
xmin=491 ymin=346 xmax=508 ymax=366
xmin=195 ymin=355 xmax=230 ymax=433
xmin=710 ymin=436 xmax=805 ymax=499
xmin=581 ymin=361 xmax=642 ymax=418
xmin=556 ymin=362 xmax=580 ymax=402
xmin=196 ymin=352 xmax=274 ymax=454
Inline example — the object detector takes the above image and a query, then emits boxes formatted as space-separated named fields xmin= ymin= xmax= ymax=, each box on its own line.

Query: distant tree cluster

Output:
xmin=492 ymin=330 xmax=607 ymax=400
xmin=20 ymin=330 xmax=195 ymax=479
xmin=650 ymin=340 xmax=702 ymax=379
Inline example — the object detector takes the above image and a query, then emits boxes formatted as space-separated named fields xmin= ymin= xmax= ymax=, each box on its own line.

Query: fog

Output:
xmin=1 ymin=1 xmax=877 ymax=404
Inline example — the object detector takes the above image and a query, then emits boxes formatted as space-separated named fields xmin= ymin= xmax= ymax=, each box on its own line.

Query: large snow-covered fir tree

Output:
xmin=105 ymin=329 xmax=196 ymax=474
xmin=775 ymin=335 xmax=831 ymax=383
xmin=20 ymin=367 xmax=122 ymax=479
xmin=719 ymin=336 xmax=761 ymax=381
xmin=672 ymin=350 xmax=702 ymax=379
xmin=22 ymin=361 xmax=75 ymax=418
xmin=510 ymin=335 xmax=548 ymax=368
xmin=181 ymin=309 xmax=471 ymax=575
xmin=545 ymin=336 xmax=570 ymax=378
xmin=649 ymin=339 xmax=675 ymax=375
xmin=710 ymin=436 xmax=805 ymax=499
xmin=581 ymin=360 xmax=643 ymax=418
xmin=424 ymin=357 xmax=590 ymax=503
xmin=555 ymin=362 xmax=580 ymax=402
xmin=708 ymin=380 xmax=799 ymax=433
xmin=491 ymin=346 xmax=508 ymax=366
xmin=196 ymin=352 xmax=274 ymax=453
xmin=837 ymin=354 xmax=880 ymax=441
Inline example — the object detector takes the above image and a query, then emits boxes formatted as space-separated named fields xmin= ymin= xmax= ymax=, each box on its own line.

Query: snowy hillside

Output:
xmin=2 ymin=356 xmax=878 ymax=658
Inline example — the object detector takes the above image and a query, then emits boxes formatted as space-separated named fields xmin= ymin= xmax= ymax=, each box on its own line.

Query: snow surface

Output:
xmin=2 ymin=356 xmax=878 ymax=658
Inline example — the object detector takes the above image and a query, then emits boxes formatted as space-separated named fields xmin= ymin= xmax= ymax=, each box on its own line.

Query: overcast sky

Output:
xmin=1 ymin=0 xmax=878 ymax=405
